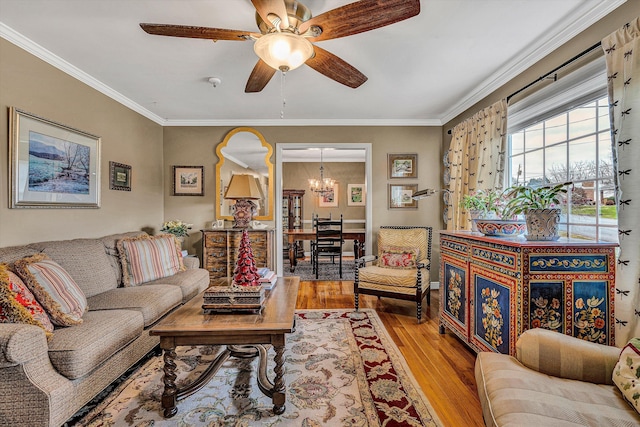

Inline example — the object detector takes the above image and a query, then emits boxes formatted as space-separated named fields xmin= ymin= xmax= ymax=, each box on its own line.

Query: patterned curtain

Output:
xmin=602 ymin=17 xmax=640 ymax=344
xmin=444 ymin=99 xmax=507 ymax=230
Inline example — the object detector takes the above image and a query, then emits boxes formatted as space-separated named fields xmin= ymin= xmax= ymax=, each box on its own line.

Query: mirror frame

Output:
xmin=215 ymin=127 xmax=274 ymax=221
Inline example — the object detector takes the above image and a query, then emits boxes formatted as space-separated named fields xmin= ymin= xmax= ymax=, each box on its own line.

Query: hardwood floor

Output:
xmin=295 ymin=280 xmax=484 ymax=427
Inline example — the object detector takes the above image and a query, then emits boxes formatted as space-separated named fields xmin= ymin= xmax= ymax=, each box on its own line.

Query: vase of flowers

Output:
xmin=160 ymin=219 xmax=192 ymax=245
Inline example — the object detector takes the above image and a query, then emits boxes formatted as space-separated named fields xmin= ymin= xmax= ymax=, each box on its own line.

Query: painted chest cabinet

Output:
xmin=439 ymin=231 xmax=617 ymax=355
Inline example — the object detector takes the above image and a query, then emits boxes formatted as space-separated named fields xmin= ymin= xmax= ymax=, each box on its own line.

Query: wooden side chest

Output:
xmin=201 ymin=229 xmax=274 ymax=283
xmin=439 ymin=231 xmax=617 ymax=355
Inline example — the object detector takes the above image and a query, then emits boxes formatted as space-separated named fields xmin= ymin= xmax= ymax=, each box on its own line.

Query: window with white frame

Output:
xmin=507 ymin=56 xmax=618 ymax=242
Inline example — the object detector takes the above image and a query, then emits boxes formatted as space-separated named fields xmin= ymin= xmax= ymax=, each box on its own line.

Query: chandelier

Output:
xmin=308 ymin=149 xmax=335 ymax=196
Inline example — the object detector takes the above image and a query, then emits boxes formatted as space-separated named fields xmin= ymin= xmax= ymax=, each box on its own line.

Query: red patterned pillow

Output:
xmin=378 ymin=246 xmax=419 ymax=269
xmin=14 ymin=254 xmax=87 ymax=326
xmin=0 ymin=263 xmax=54 ymax=338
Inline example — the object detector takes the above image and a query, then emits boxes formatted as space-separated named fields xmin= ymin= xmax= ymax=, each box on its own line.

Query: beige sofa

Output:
xmin=475 ymin=328 xmax=640 ymax=426
xmin=0 ymin=231 xmax=210 ymax=427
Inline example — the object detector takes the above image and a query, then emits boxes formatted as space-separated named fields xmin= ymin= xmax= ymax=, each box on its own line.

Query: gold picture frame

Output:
xmin=9 ymin=107 xmax=101 ymax=208
xmin=172 ymin=165 xmax=204 ymax=196
xmin=388 ymin=153 xmax=418 ymax=179
xmin=388 ymin=184 xmax=418 ymax=209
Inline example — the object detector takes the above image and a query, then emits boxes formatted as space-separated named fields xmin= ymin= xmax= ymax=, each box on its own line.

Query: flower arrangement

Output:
xmin=160 ymin=219 xmax=192 ymax=237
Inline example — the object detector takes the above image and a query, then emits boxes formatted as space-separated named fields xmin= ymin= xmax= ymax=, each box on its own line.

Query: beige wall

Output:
xmin=163 ymin=126 xmax=443 ymax=279
xmin=0 ymin=38 xmax=164 ymax=247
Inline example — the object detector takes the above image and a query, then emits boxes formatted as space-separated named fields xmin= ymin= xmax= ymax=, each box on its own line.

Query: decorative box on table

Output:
xmin=202 ymin=284 xmax=265 ymax=313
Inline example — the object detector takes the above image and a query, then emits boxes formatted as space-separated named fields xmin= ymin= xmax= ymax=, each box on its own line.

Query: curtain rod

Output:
xmin=506 ymin=41 xmax=602 ymax=103
xmin=446 ymin=41 xmax=603 ymax=135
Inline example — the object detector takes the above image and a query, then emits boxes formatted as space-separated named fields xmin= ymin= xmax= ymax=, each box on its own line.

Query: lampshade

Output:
xmin=224 ymin=174 xmax=262 ymax=200
xmin=254 ymin=32 xmax=314 ymax=72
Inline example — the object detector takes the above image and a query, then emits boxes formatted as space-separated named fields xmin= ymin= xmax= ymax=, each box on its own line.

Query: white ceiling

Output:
xmin=0 ymin=0 xmax=625 ymax=126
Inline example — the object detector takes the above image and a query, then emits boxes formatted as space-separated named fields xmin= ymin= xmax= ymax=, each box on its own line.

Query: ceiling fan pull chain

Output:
xmin=280 ymin=70 xmax=287 ymax=119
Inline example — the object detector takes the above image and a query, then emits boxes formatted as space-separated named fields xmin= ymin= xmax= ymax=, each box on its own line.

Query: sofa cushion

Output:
xmin=144 ymin=268 xmax=210 ymax=302
xmin=0 ymin=245 xmax=39 ymax=266
xmin=378 ymin=245 xmax=419 ymax=269
xmin=475 ymin=351 xmax=640 ymax=427
xmin=613 ymin=338 xmax=640 ymax=413
xmin=48 ymin=309 xmax=143 ymax=380
xmin=28 ymin=237 xmax=118 ymax=298
xmin=86 ymin=285 xmax=182 ymax=327
xmin=0 ymin=264 xmax=54 ymax=338
xmin=14 ymin=254 xmax=87 ymax=326
xmin=118 ymin=234 xmax=185 ymax=286
xmin=100 ymin=231 xmax=148 ymax=286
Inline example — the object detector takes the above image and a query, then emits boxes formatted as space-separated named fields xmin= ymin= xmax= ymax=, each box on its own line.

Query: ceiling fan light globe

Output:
xmin=254 ymin=32 xmax=313 ymax=72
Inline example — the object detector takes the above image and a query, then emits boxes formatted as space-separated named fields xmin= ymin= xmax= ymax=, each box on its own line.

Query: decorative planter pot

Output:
xmin=525 ymin=208 xmax=561 ymax=241
xmin=469 ymin=209 xmax=484 ymax=232
xmin=475 ymin=219 xmax=526 ymax=237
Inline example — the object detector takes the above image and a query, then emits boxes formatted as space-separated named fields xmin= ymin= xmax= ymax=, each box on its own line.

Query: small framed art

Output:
xmin=109 ymin=161 xmax=131 ymax=191
xmin=318 ymin=183 xmax=338 ymax=207
xmin=172 ymin=165 xmax=204 ymax=196
xmin=388 ymin=184 xmax=418 ymax=209
xmin=388 ymin=153 xmax=418 ymax=179
xmin=347 ymin=184 xmax=365 ymax=206
xmin=9 ymin=107 xmax=101 ymax=208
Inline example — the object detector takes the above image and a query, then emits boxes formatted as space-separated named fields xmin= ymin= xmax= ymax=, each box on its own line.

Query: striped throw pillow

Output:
xmin=14 ymin=254 xmax=87 ymax=326
xmin=118 ymin=234 xmax=185 ymax=286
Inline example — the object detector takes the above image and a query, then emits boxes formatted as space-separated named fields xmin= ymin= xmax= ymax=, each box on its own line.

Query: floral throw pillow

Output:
xmin=14 ymin=254 xmax=87 ymax=326
xmin=0 ymin=264 xmax=54 ymax=338
xmin=613 ymin=337 xmax=640 ymax=414
xmin=378 ymin=246 xmax=419 ymax=269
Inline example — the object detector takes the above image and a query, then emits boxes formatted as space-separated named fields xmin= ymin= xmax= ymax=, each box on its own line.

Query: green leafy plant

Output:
xmin=160 ymin=219 xmax=192 ymax=237
xmin=502 ymin=182 xmax=571 ymax=218
xmin=460 ymin=189 xmax=503 ymax=218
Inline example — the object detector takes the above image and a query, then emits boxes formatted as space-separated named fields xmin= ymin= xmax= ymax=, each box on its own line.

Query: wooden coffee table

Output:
xmin=149 ymin=276 xmax=300 ymax=418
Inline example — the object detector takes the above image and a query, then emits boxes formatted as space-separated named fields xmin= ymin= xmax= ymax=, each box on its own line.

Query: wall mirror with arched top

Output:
xmin=215 ymin=127 xmax=274 ymax=221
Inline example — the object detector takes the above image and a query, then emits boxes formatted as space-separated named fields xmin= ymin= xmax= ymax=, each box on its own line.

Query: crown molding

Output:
xmin=438 ymin=0 xmax=627 ymax=125
xmin=162 ymin=118 xmax=442 ymax=127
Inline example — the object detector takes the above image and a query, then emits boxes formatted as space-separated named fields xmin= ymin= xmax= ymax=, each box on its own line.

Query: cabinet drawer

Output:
xmin=204 ymin=232 xmax=227 ymax=248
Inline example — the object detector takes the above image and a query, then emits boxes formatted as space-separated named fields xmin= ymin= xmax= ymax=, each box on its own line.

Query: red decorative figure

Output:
xmin=233 ymin=230 xmax=260 ymax=286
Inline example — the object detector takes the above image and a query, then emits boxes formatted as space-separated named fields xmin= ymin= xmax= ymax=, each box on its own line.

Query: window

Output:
xmin=506 ymin=56 xmax=617 ymax=242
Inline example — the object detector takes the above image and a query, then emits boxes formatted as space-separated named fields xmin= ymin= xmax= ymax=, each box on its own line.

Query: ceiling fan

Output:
xmin=140 ymin=0 xmax=420 ymax=93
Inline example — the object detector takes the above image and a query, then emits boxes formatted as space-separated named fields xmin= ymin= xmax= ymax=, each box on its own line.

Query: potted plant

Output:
xmin=160 ymin=219 xmax=193 ymax=245
xmin=502 ymin=182 xmax=571 ymax=241
xmin=460 ymin=189 xmax=526 ymax=236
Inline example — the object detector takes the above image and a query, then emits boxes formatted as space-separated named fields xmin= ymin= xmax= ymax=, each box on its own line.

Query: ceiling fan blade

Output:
xmin=140 ymin=23 xmax=256 ymax=41
xmin=299 ymin=0 xmax=420 ymax=42
xmin=251 ymin=0 xmax=289 ymax=29
xmin=245 ymin=59 xmax=277 ymax=93
xmin=305 ymin=46 xmax=367 ymax=89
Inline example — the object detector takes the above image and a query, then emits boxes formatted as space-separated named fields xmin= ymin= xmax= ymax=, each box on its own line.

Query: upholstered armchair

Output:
xmin=354 ymin=226 xmax=433 ymax=322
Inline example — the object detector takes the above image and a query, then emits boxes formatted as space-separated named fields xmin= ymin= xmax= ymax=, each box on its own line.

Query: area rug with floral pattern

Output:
xmin=72 ymin=309 xmax=442 ymax=426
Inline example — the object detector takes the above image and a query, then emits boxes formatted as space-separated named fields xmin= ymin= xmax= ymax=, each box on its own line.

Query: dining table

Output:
xmin=284 ymin=228 xmax=366 ymax=272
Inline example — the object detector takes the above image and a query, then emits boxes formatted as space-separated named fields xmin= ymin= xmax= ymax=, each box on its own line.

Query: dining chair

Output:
xmin=312 ymin=214 xmax=344 ymax=279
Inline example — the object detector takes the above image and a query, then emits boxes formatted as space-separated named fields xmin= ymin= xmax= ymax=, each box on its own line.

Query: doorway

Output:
xmin=275 ymin=143 xmax=372 ymax=276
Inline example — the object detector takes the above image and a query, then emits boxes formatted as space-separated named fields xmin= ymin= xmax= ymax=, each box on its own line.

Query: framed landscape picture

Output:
xmin=347 ymin=184 xmax=365 ymax=206
xmin=109 ymin=161 xmax=131 ymax=191
xmin=318 ymin=183 xmax=338 ymax=207
xmin=388 ymin=183 xmax=418 ymax=209
xmin=172 ymin=166 xmax=204 ymax=196
xmin=388 ymin=153 xmax=418 ymax=179
xmin=9 ymin=107 xmax=101 ymax=208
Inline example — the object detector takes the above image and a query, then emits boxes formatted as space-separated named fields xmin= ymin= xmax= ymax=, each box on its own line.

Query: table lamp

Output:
xmin=224 ymin=174 xmax=262 ymax=228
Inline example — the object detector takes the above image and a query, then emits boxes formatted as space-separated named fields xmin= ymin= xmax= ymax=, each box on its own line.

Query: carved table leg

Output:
xmin=272 ymin=342 xmax=286 ymax=414
xmin=161 ymin=348 xmax=178 ymax=418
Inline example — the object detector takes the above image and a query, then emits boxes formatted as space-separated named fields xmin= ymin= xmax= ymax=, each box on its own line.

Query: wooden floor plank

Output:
xmin=295 ymin=280 xmax=484 ymax=427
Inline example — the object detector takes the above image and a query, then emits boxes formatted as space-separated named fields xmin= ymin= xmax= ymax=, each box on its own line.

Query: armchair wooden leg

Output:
xmin=354 ymin=292 xmax=359 ymax=311
xmin=417 ymin=301 xmax=422 ymax=323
